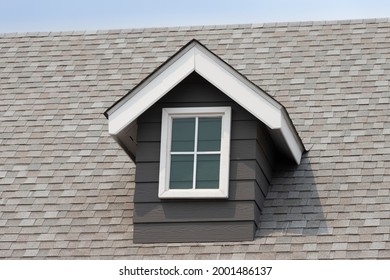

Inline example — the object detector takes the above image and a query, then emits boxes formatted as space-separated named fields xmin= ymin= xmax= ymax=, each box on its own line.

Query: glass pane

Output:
xmin=196 ymin=154 xmax=220 ymax=189
xmin=169 ymin=155 xmax=194 ymax=189
xmin=198 ymin=117 xmax=222 ymax=151
xmin=171 ymin=118 xmax=195 ymax=152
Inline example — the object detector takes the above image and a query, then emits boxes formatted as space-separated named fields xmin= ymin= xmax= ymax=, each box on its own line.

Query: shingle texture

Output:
xmin=1 ymin=18 xmax=389 ymax=259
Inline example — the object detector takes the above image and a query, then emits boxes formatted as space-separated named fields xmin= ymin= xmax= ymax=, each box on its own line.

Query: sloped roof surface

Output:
xmin=0 ymin=18 xmax=389 ymax=259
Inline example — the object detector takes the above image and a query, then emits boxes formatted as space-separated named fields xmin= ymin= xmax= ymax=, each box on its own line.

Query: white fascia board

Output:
xmin=279 ymin=114 xmax=305 ymax=164
xmin=193 ymin=47 xmax=281 ymax=129
xmin=108 ymin=48 xmax=196 ymax=135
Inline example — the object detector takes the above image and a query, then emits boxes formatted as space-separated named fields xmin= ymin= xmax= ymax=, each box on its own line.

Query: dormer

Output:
xmin=104 ymin=40 xmax=305 ymax=243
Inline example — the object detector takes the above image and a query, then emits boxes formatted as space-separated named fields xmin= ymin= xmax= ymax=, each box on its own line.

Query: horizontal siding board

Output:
xmin=231 ymin=180 xmax=266 ymax=207
xmin=135 ymin=180 xmax=266 ymax=204
xmin=136 ymin=142 xmax=161 ymax=163
xmin=135 ymin=162 xmax=160 ymax=183
xmin=134 ymin=201 xmax=257 ymax=223
xmin=230 ymin=139 xmax=272 ymax=183
xmin=134 ymin=182 xmax=159 ymax=202
xmin=134 ymin=221 xmax=256 ymax=243
xmin=230 ymin=139 xmax=256 ymax=160
xmin=230 ymin=160 xmax=256 ymax=181
xmin=231 ymin=120 xmax=258 ymax=140
xmin=230 ymin=160 xmax=269 ymax=196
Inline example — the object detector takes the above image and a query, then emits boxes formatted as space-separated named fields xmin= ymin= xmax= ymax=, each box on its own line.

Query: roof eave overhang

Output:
xmin=105 ymin=40 xmax=305 ymax=164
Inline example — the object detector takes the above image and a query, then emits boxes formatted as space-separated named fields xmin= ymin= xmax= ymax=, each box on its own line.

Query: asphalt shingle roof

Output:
xmin=0 ymin=18 xmax=389 ymax=259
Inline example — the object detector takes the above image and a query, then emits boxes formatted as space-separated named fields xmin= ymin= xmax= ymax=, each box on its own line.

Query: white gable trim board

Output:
xmin=105 ymin=40 xmax=305 ymax=164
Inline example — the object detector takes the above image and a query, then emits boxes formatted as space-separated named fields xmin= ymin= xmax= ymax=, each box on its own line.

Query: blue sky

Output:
xmin=0 ymin=0 xmax=389 ymax=33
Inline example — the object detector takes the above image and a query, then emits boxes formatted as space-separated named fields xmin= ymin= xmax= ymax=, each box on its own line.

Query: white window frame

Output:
xmin=158 ymin=106 xmax=231 ymax=199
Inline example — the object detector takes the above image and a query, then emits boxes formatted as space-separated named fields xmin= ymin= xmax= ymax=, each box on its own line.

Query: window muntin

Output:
xmin=159 ymin=107 xmax=231 ymax=198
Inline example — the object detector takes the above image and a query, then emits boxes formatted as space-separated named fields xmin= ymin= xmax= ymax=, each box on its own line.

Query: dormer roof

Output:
xmin=105 ymin=40 xmax=305 ymax=164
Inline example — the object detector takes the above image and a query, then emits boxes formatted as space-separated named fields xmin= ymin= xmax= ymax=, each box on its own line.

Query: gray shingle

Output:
xmin=1 ymin=18 xmax=389 ymax=259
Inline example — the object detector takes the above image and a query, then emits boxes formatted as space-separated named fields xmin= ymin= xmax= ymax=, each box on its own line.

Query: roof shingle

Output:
xmin=0 ymin=18 xmax=389 ymax=259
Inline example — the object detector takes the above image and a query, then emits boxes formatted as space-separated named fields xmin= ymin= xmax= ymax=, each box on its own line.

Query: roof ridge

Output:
xmin=0 ymin=17 xmax=388 ymax=38
xmin=255 ymin=17 xmax=390 ymax=27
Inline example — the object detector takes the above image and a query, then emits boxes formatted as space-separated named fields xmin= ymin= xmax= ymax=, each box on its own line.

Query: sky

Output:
xmin=0 ymin=0 xmax=389 ymax=33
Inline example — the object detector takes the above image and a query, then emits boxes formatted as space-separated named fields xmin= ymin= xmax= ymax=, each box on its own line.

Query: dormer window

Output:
xmin=158 ymin=107 xmax=231 ymax=198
